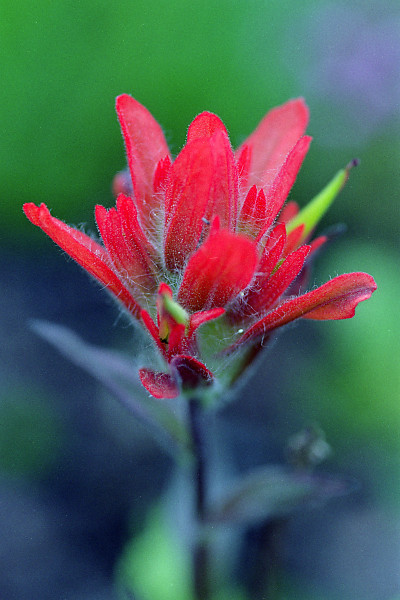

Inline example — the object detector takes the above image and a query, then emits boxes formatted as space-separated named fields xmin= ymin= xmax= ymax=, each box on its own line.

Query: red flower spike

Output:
xmin=237 ymin=98 xmax=309 ymax=191
xmin=256 ymin=136 xmax=312 ymax=242
xmin=24 ymin=95 xmax=377 ymax=399
xmin=187 ymin=111 xmax=229 ymax=143
xmin=139 ymin=368 xmax=179 ymax=399
xmin=234 ymin=273 xmax=377 ymax=348
xmin=116 ymin=94 xmax=170 ymax=230
xmin=178 ymin=229 xmax=258 ymax=312
xmin=23 ymin=203 xmax=141 ymax=319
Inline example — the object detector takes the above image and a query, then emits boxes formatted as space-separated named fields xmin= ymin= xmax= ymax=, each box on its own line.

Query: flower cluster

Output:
xmin=24 ymin=94 xmax=376 ymax=399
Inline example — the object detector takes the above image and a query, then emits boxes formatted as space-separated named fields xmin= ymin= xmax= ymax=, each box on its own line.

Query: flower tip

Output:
xmin=347 ymin=158 xmax=360 ymax=170
xmin=115 ymin=92 xmax=132 ymax=109
xmin=187 ymin=111 xmax=228 ymax=143
xmin=23 ymin=202 xmax=46 ymax=226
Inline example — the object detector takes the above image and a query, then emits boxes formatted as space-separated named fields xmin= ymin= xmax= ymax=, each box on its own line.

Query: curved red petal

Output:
xmin=187 ymin=111 xmax=228 ymax=143
xmin=23 ymin=203 xmax=142 ymax=319
xmin=178 ymin=230 xmax=258 ymax=312
xmin=237 ymin=98 xmax=309 ymax=190
xmin=164 ymin=137 xmax=214 ymax=271
xmin=116 ymin=94 xmax=170 ymax=229
xmin=235 ymin=272 xmax=377 ymax=346
xmin=256 ymin=136 xmax=312 ymax=242
xmin=188 ymin=307 xmax=225 ymax=337
xmin=139 ymin=368 xmax=179 ymax=399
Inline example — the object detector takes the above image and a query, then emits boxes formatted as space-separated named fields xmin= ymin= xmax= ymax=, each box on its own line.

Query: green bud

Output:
xmin=286 ymin=161 xmax=357 ymax=238
xmin=161 ymin=293 xmax=189 ymax=326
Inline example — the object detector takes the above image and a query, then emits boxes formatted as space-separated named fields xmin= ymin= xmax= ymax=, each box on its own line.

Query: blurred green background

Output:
xmin=1 ymin=0 xmax=399 ymax=599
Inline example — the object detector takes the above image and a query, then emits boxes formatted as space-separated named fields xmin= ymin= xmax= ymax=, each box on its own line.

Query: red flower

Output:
xmin=23 ymin=94 xmax=376 ymax=399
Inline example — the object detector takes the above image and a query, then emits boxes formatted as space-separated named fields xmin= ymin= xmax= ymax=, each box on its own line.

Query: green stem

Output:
xmin=189 ymin=398 xmax=210 ymax=600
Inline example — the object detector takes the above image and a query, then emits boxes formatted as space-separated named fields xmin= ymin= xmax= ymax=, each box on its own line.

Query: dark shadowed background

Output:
xmin=1 ymin=1 xmax=399 ymax=598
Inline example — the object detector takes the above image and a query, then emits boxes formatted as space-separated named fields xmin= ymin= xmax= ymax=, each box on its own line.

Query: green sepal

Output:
xmin=286 ymin=162 xmax=355 ymax=238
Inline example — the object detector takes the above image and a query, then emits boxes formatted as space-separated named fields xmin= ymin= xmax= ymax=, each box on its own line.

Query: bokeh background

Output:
xmin=1 ymin=0 xmax=399 ymax=598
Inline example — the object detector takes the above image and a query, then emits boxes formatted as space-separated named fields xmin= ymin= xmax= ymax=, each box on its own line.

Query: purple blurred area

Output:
xmin=285 ymin=3 xmax=400 ymax=145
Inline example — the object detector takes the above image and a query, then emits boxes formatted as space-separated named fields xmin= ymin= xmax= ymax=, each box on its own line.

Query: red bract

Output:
xmin=23 ymin=94 xmax=377 ymax=399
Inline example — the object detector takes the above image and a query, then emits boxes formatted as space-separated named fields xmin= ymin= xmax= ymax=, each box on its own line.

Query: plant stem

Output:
xmin=189 ymin=398 xmax=210 ymax=600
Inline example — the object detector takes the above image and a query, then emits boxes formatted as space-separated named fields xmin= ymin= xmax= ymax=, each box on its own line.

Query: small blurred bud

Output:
xmin=286 ymin=424 xmax=331 ymax=470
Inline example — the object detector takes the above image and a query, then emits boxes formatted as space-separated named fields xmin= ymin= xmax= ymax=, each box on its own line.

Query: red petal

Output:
xmin=237 ymin=98 xmax=309 ymax=190
xmin=139 ymin=368 xmax=179 ymax=399
xmin=95 ymin=198 xmax=157 ymax=292
xmin=170 ymin=355 xmax=213 ymax=390
xmin=117 ymin=194 xmax=159 ymax=277
xmin=188 ymin=307 xmax=225 ymax=338
xmin=116 ymin=94 xmax=170 ymax=230
xmin=23 ymin=203 xmax=141 ymax=319
xmin=255 ymin=136 xmax=312 ymax=242
xmin=235 ymin=273 xmax=377 ymax=346
xmin=187 ymin=111 xmax=228 ymax=142
xmin=178 ymin=229 xmax=258 ymax=312
xmin=207 ymin=129 xmax=238 ymax=230
xmin=164 ymin=137 xmax=214 ymax=271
